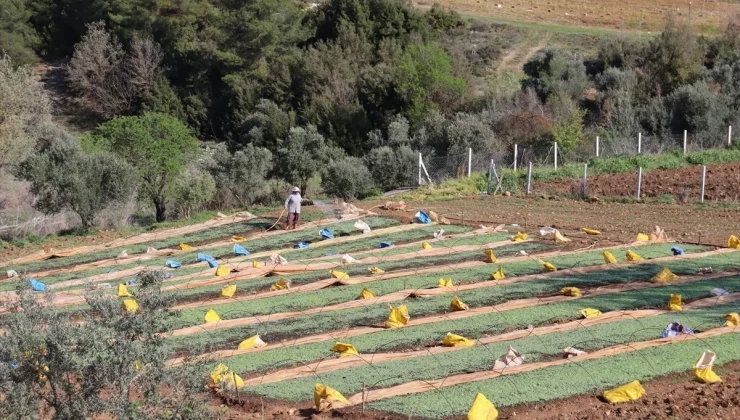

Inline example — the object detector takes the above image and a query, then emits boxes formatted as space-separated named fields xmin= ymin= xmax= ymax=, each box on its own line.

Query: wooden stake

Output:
xmin=362 ymin=381 xmax=366 ymax=414
xmin=233 ymin=372 xmax=241 ymax=404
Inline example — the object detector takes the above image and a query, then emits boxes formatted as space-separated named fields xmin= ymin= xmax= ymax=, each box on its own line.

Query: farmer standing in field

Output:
xmin=284 ymin=186 xmax=302 ymax=230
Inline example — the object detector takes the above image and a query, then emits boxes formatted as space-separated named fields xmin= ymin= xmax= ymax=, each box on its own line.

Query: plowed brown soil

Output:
xmin=360 ymin=195 xmax=740 ymax=248
xmin=534 ymin=162 xmax=740 ymax=201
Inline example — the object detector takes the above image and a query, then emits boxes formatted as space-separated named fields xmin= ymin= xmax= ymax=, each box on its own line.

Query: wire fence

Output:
xmin=417 ymin=127 xmax=739 ymax=202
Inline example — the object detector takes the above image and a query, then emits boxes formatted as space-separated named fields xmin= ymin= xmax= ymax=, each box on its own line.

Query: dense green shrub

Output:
xmin=321 ymin=156 xmax=375 ymax=200
xmin=169 ymin=165 xmax=216 ymax=219
xmin=208 ymin=143 xmax=273 ymax=207
xmin=0 ymin=271 xmax=213 ymax=418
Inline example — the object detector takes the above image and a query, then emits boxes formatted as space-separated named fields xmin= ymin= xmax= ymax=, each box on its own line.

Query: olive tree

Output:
xmin=15 ymin=129 xmax=135 ymax=230
xmin=86 ymin=112 xmax=198 ymax=222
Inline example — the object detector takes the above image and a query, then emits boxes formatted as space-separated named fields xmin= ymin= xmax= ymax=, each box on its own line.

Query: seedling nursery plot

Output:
xmin=2 ymin=211 xmax=739 ymax=420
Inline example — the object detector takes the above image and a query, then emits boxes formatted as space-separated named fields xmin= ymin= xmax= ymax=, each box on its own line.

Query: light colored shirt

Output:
xmin=285 ymin=193 xmax=302 ymax=213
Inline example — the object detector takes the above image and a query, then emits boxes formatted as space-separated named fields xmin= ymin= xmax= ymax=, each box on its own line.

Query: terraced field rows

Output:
xmin=3 ymin=213 xmax=739 ymax=419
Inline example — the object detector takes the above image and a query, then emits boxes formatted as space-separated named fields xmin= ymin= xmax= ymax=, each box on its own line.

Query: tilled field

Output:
xmin=533 ymin=162 xmax=740 ymax=202
xmin=2 ymin=207 xmax=739 ymax=419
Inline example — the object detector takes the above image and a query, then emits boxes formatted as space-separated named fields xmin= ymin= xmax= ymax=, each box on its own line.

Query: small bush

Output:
xmin=169 ymin=165 xmax=216 ymax=219
xmin=321 ymin=156 xmax=375 ymax=200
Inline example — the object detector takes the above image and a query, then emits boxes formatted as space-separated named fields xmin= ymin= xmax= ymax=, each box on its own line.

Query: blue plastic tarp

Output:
xmin=415 ymin=210 xmax=432 ymax=224
xmin=126 ymin=279 xmax=137 ymax=285
xmin=324 ymin=251 xmax=336 ymax=257
xmin=206 ymin=258 xmax=218 ymax=268
xmin=166 ymin=260 xmax=182 ymax=269
xmin=294 ymin=242 xmax=310 ymax=249
xmin=661 ymin=321 xmax=694 ymax=338
xmin=27 ymin=279 xmax=46 ymax=292
xmin=378 ymin=242 xmax=395 ymax=248
xmin=320 ymin=228 xmax=335 ymax=240
xmin=234 ymin=244 xmax=250 ymax=256
xmin=196 ymin=253 xmax=213 ymax=262
xmin=671 ymin=246 xmax=685 ymax=256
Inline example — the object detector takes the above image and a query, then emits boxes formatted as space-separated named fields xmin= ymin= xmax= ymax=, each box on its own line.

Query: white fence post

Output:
xmin=638 ymin=132 xmax=642 ymax=154
xmin=595 ymin=136 xmax=599 ymax=157
xmin=418 ymin=152 xmax=422 ymax=185
xmin=729 ymin=126 xmax=733 ymax=147
xmin=527 ymin=162 xmax=533 ymax=195
xmin=554 ymin=142 xmax=558 ymax=169
xmin=683 ymin=130 xmax=687 ymax=155
xmin=636 ymin=167 xmax=642 ymax=199
xmin=467 ymin=147 xmax=472 ymax=177
xmin=513 ymin=144 xmax=518 ymax=171
xmin=700 ymin=165 xmax=707 ymax=203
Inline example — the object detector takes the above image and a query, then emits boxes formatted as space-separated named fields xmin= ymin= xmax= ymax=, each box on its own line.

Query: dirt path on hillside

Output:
xmin=499 ymin=33 xmax=552 ymax=72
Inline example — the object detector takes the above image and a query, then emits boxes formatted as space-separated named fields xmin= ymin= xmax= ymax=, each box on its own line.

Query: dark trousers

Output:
xmin=287 ymin=212 xmax=300 ymax=227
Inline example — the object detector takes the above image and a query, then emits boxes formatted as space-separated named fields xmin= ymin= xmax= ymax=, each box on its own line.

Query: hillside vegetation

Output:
xmin=2 ymin=0 xmax=740 ymax=235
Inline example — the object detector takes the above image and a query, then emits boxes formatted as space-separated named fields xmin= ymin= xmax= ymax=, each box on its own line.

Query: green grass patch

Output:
xmin=213 ymin=273 xmax=740 ymax=376
xmin=7 ymin=217 xmax=400 ymax=292
xmin=163 ymin=244 xmax=729 ymax=353
xmin=370 ymin=327 xmax=740 ymax=418
xmin=252 ymin=300 xmax=740 ymax=403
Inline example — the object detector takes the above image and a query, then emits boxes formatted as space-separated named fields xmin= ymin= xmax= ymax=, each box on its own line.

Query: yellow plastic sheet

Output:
xmin=215 ymin=265 xmax=230 ymax=277
xmin=450 ymin=296 xmax=469 ymax=312
xmin=252 ymin=260 xmax=262 ymax=268
xmin=231 ymin=236 xmax=247 ymax=242
xmin=209 ymin=363 xmax=244 ymax=389
xmin=117 ymin=284 xmax=130 ymax=297
xmin=491 ymin=266 xmax=505 ymax=280
xmin=511 ymin=232 xmax=528 ymax=242
xmin=539 ymin=259 xmax=557 ymax=272
xmin=694 ymin=350 xmax=722 ymax=383
xmin=579 ymin=308 xmax=602 ymax=318
xmin=636 ymin=233 xmax=650 ymax=241
xmin=330 ymin=342 xmax=359 ymax=358
xmin=484 ymin=249 xmax=497 ymax=263
xmin=314 ymin=383 xmax=350 ymax=412
xmin=442 ymin=332 xmax=475 ymax=347
xmin=581 ymin=228 xmax=601 ymax=235
xmin=330 ymin=270 xmax=349 ymax=279
xmin=438 ymin=278 xmax=454 ymax=288
xmin=422 ymin=241 xmax=432 ymax=250
xmin=270 ymin=278 xmax=290 ymax=291
xmin=652 ymin=267 xmax=679 ymax=283
xmin=385 ymin=304 xmax=410 ymax=329
xmin=368 ymin=266 xmax=385 ymax=275
xmin=467 ymin=393 xmax=498 ymax=420
xmin=122 ymin=299 xmax=138 ymax=313
xmin=358 ymin=288 xmax=376 ymax=300
xmin=667 ymin=294 xmax=682 ymax=311
xmin=221 ymin=284 xmax=236 ymax=298
xmin=603 ymin=251 xmax=617 ymax=264
xmin=179 ymin=243 xmax=193 ymax=251
xmin=561 ymin=287 xmax=582 ymax=297
xmin=603 ymin=380 xmax=645 ymax=403
xmin=237 ymin=334 xmax=266 ymax=350
xmin=729 ymin=235 xmax=740 ymax=249
xmin=204 ymin=309 xmax=221 ymax=323
xmin=725 ymin=312 xmax=740 ymax=326
xmin=626 ymin=250 xmax=643 ymax=261
xmin=553 ymin=231 xmax=570 ymax=243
